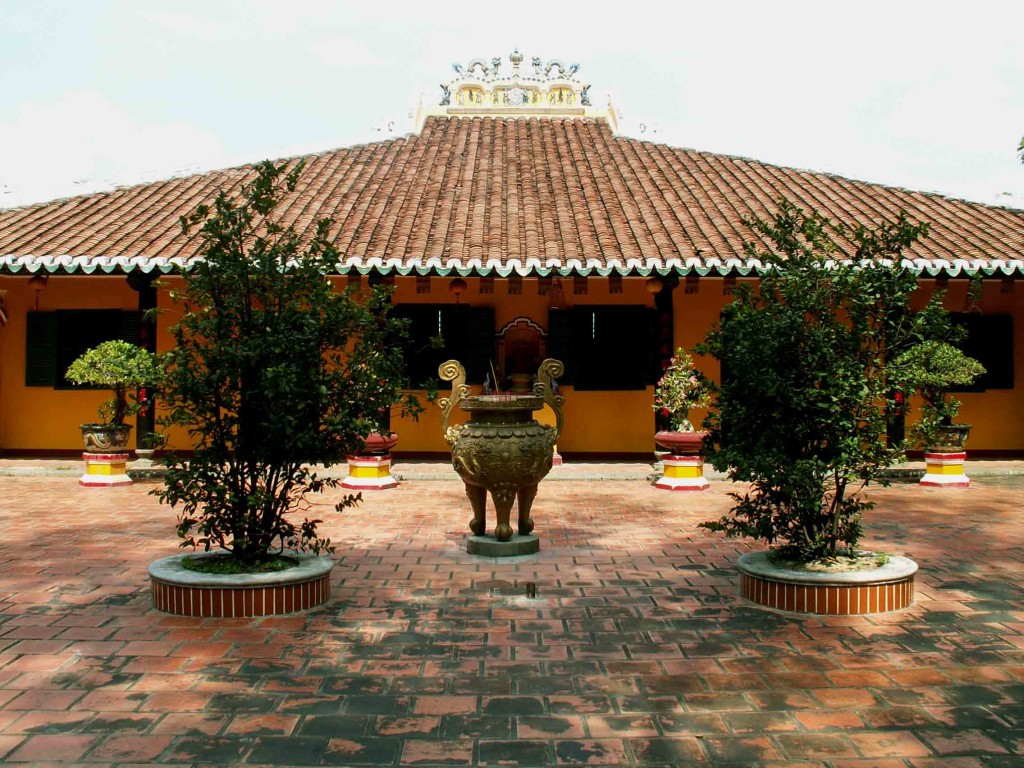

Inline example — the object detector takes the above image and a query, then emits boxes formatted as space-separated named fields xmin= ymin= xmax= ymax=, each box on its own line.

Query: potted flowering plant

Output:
xmin=652 ymin=347 xmax=711 ymax=455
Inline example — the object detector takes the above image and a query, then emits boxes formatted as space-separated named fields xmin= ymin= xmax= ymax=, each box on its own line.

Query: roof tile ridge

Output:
xmin=484 ymin=119 xmax=505 ymax=264
xmin=382 ymin=127 xmax=436 ymax=263
xmin=608 ymin=132 xmax=690 ymax=264
xmin=268 ymin=149 xmax=354 ymax=245
xmin=595 ymin=131 xmax=654 ymax=263
xmin=570 ymin=121 xmax=634 ymax=266
xmin=422 ymin=118 xmax=462 ymax=263
xmin=874 ymin=182 xmax=1021 ymax=260
xmin=447 ymin=118 xmax=477 ymax=264
xmin=697 ymin=153 xmax=783 ymax=246
xmin=322 ymin=144 xmax=383 ymax=254
xmin=754 ymin=159 xmax=953 ymax=262
xmin=466 ymin=118 xmax=492 ymax=264
xmin=660 ymin=141 xmax=1024 ymax=216
xmin=691 ymin=151 xmax=791 ymax=246
xmin=533 ymin=120 xmax=569 ymax=267
xmin=549 ymin=119 xmax=589 ymax=265
xmin=288 ymin=147 xmax=359 ymax=249
xmin=355 ymin=139 xmax=408 ymax=259
xmin=332 ymin=141 xmax=399 ymax=260
xmin=518 ymin=120 xmax=543 ymax=265
xmin=347 ymin=134 xmax=420 ymax=262
xmin=743 ymin=157 xmax=882 ymax=260
xmin=0 ymin=197 xmax=79 ymax=252
xmin=629 ymin=141 xmax=710 ymax=258
xmin=830 ymin=176 xmax=967 ymax=261
xmin=0 ymin=180 xmax=137 ymax=257
xmin=558 ymin=120 xmax=603 ymax=266
xmin=161 ymin=167 xmax=257 ymax=261
xmin=589 ymin=124 xmax=643 ymax=264
xmin=504 ymin=119 xmax=522 ymax=264
xmin=108 ymin=166 xmax=248 ymax=258
xmin=418 ymin=118 xmax=459 ymax=263
xmin=655 ymin=144 xmax=741 ymax=258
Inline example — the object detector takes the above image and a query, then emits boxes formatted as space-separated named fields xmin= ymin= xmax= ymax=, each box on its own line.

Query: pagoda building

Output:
xmin=0 ymin=52 xmax=1022 ymax=456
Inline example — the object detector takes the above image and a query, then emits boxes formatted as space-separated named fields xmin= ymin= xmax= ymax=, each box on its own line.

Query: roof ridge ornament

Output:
xmin=416 ymin=50 xmax=615 ymax=130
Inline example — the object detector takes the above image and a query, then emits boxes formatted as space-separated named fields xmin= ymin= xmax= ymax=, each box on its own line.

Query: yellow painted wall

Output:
xmin=0 ymin=275 xmax=139 ymax=451
xmin=391 ymin=276 xmax=661 ymax=453
xmin=2 ymin=273 xmax=1022 ymax=455
xmin=910 ymin=279 xmax=1024 ymax=451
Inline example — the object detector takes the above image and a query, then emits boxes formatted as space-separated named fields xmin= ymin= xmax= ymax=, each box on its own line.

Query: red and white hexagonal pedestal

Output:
xmin=920 ymin=451 xmax=969 ymax=488
xmin=341 ymin=454 xmax=398 ymax=490
xmin=80 ymin=452 xmax=133 ymax=487
xmin=655 ymin=455 xmax=709 ymax=491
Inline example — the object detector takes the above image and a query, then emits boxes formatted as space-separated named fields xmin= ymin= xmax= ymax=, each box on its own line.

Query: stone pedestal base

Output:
xmin=80 ymin=452 xmax=132 ymax=487
xmin=341 ymin=454 xmax=398 ymax=490
xmin=467 ymin=534 xmax=540 ymax=557
xmin=920 ymin=451 xmax=969 ymax=488
xmin=655 ymin=455 xmax=709 ymax=491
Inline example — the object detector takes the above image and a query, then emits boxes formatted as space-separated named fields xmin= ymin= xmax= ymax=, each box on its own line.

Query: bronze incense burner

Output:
xmin=439 ymin=359 xmax=565 ymax=543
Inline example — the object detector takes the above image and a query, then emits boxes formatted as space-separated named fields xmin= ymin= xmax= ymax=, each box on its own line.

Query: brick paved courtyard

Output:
xmin=1 ymin=470 xmax=1023 ymax=766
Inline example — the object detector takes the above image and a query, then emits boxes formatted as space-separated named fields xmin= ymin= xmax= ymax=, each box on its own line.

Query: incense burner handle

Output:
xmin=534 ymin=358 xmax=565 ymax=443
xmin=438 ymin=359 xmax=470 ymax=446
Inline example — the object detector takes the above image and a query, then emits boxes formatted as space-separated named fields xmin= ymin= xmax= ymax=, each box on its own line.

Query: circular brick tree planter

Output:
xmin=737 ymin=551 xmax=918 ymax=615
xmin=149 ymin=553 xmax=333 ymax=617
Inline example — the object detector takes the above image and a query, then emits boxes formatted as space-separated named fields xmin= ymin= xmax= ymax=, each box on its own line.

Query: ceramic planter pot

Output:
xmin=926 ymin=424 xmax=972 ymax=453
xmin=80 ymin=423 xmax=132 ymax=451
xmin=654 ymin=430 xmax=706 ymax=456
xmin=360 ymin=431 xmax=399 ymax=455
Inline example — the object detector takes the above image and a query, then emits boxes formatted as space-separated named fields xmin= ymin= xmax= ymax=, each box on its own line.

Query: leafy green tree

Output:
xmin=155 ymin=160 xmax=420 ymax=566
xmin=698 ymin=200 xmax=958 ymax=562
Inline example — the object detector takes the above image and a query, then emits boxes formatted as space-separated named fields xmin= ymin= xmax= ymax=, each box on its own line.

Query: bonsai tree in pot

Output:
xmin=652 ymin=347 xmax=711 ymax=455
xmin=155 ymin=159 xmax=421 ymax=572
xmin=698 ymin=200 xmax=958 ymax=565
xmin=65 ymin=339 xmax=162 ymax=451
xmin=894 ymin=340 xmax=985 ymax=452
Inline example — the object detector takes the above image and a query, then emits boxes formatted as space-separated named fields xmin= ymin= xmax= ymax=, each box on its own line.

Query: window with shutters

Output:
xmin=25 ymin=310 xmax=140 ymax=388
xmin=949 ymin=313 xmax=1014 ymax=391
xmin=547 ymin=306 xmax=657 ymax=390
xmin=391 ymin=305 xmax=495 ymax=388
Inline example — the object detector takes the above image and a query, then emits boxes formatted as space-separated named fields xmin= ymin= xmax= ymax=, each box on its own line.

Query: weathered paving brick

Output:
xmin=3 ymin=473 xmax=1024 ymax=767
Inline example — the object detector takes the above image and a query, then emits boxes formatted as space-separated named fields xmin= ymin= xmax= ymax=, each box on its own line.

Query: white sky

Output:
xmin=2 ymin=0 xmax=1023 ymax=210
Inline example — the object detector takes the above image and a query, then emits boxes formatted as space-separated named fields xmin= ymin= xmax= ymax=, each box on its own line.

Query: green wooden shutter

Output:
xmin=120 ymin=311 xmax=141 ymax=345
xmin=462 ymin=306 xmax=496 ymax=384
xmin=25 ymin=312 xmax=59 ymax=387
xmin=547 ymin=309 xmax=578 ymax=385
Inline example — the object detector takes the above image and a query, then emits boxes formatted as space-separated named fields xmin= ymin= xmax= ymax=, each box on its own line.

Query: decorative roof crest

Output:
xmin=415 ymin=49 xmax=613 ymax=131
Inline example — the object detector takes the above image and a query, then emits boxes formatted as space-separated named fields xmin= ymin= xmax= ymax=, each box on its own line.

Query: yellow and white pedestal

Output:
xmin=341 ymin=454 xmax=398 ymax=490
xmin=655 ymin=455 xmax=709 ymax=491
xmin=920 ymin=451 xmax=969 ymax=488
xmin=80 ymin=452 xmax=133 ymax=487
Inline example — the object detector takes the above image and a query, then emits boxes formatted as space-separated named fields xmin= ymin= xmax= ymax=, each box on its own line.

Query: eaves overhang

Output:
xmin=2 ymin=254 xmax=1023 ymax=279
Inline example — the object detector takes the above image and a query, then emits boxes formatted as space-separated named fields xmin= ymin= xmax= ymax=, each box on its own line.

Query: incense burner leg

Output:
xmin=517 ymin=484 xmax=537 ymax=535
xmin=491 ymin=486 xmax=516 ymax=542
xmin=465 ymin=483 xmax=487 ymax=535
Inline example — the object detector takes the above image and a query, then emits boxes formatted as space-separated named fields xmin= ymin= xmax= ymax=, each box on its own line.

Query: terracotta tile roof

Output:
xmin=2 ymin=116 xmax=1023 ymax=277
